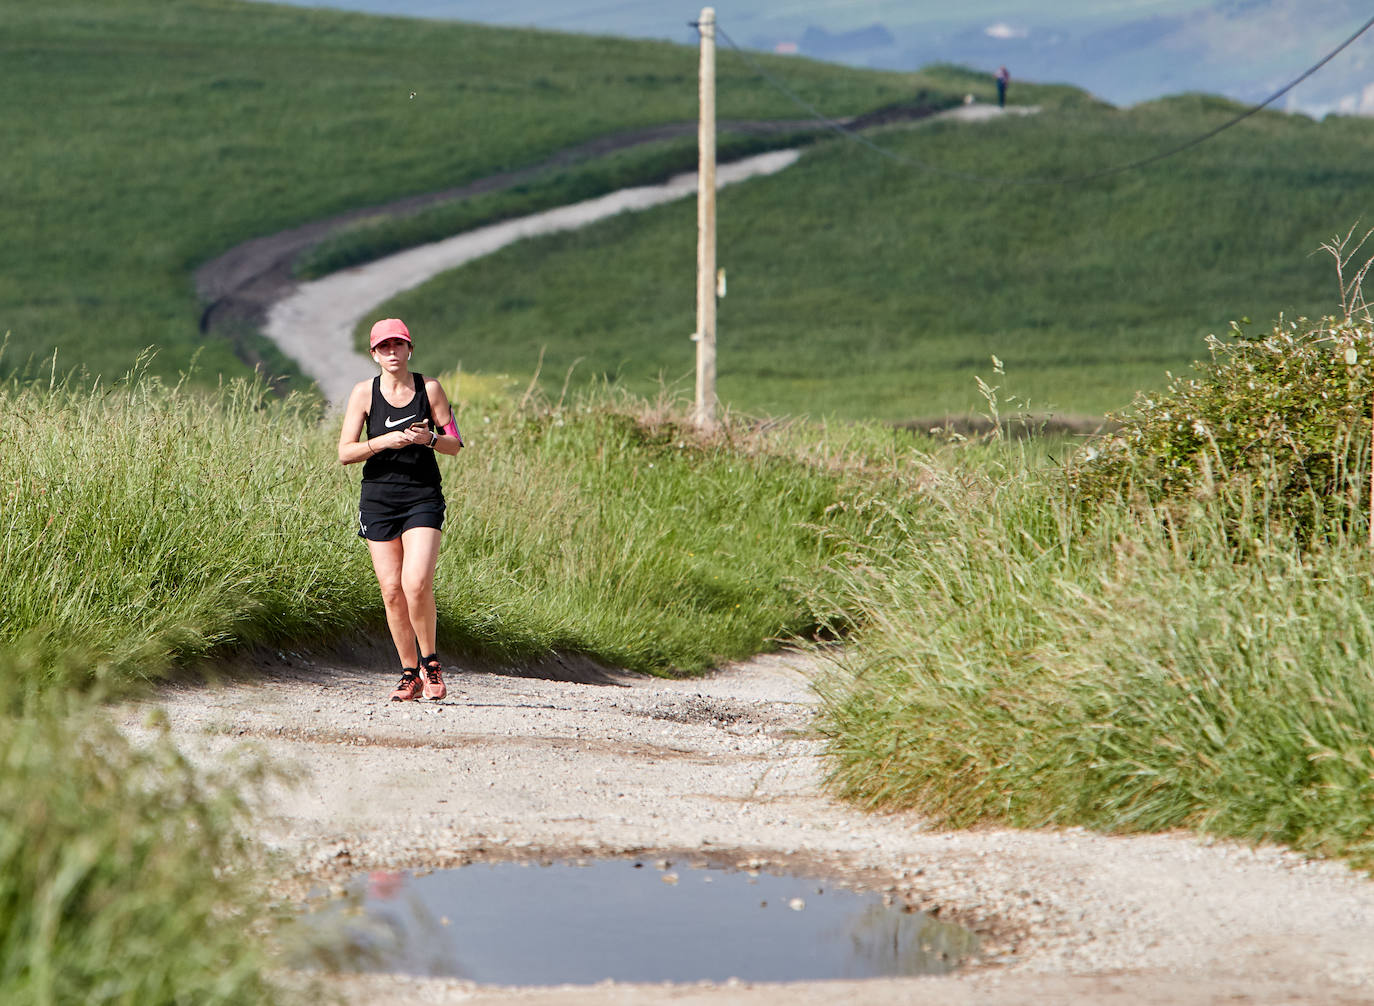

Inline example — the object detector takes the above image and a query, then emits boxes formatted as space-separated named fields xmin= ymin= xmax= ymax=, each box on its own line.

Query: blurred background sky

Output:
xmin=248 ymin=1 xmax=1374 ymax=115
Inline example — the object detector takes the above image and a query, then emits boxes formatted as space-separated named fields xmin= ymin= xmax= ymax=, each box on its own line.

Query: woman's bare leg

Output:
xmin=399 ymin=526 xmax=442 ymax=657
xmin=366 ymin=537 xmax=419 ymax=667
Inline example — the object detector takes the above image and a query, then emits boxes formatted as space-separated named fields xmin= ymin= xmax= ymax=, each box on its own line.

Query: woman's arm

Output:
xmin=425 ymin=378 xmax=464 ymax=457
xmin=337 ymin=381 xmax=372 ymax=465
xmin=336 ymin=380 xmax=404 ymax=464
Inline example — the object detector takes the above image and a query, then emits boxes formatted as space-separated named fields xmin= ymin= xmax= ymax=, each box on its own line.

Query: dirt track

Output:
xmin=118 ymin=645 xmax=1374 ymax=1005
xmin=263 ymin=148 xmax=801 ymax=406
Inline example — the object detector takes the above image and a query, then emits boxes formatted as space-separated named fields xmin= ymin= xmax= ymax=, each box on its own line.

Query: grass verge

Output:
xmin=814 ymin=438 xmax=1374 ymax=870
xmin=0 ymin=363 xmax=922 ymax=688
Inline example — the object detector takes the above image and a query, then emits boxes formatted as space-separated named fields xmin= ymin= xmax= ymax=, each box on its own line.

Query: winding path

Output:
xmin=121 ymin=645 xmax=1374 ymax=1006
xmin=264 ymin=149 xmax=800 ymax=407
xmin=194 ymin=101 xmax=954 ymax=386
xmin=197 ymin=101 xmax=1036 ymax=406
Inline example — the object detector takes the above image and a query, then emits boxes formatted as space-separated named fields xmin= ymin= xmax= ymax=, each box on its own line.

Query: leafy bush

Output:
xmin=1068 ymin=311 xmax=1374 ymax=541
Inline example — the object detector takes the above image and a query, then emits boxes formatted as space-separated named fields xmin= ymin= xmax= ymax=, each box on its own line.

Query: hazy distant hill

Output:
xmin=252 ymin=0 xmax=1374 ymax=114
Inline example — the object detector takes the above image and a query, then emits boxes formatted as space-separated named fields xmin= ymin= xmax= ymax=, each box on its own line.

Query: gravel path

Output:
xmin=118 ymin=647 xmax=1374 ymax=1005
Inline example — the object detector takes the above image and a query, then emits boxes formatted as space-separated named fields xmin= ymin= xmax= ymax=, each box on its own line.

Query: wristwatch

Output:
xmin=429 ymin=430 xmax=439 ymax=447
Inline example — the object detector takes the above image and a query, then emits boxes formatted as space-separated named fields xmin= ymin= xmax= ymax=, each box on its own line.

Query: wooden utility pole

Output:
xmin=694 ymin=6 xmax=718 ymax=432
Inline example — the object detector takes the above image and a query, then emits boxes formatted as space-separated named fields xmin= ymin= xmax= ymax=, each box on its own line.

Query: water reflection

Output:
xmin=288 ymin=858 xmax=979 ymax=985
xmin=846 ymin=902 xmax=979 ymax=974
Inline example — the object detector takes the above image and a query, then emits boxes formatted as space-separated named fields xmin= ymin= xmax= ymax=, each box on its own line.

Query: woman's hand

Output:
xmin=375 ymin=422 xmax=431 ymax=452
xmin=403 ymin=421 xmax=432 ymax=446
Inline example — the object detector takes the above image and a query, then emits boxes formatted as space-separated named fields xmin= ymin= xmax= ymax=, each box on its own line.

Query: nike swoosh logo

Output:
xmin=384 ymin=414 xmax=417 ymax=428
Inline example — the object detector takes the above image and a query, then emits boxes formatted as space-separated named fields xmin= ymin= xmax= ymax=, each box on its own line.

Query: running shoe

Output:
xmin=420 ymin=654 xmax=446 ymax=701
xmin=390 ymin=669 xmax=422 ymax=702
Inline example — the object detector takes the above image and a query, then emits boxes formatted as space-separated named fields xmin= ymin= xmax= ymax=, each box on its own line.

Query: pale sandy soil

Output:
xmin=117 ymin=647 xmax=1374 ymax=1005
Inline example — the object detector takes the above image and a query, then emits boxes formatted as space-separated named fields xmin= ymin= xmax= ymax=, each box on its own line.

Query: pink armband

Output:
xmin=443 ymin=416 xmax=462 ymax=445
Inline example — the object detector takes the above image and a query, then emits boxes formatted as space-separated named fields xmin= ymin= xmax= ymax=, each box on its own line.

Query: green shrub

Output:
xmin=1068 ymin=310 xmax=1374 ymax=542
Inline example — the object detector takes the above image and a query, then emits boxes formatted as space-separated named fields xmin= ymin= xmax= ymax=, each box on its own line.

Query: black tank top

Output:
xmin=361 ymin=374 xmax=442 ymax=502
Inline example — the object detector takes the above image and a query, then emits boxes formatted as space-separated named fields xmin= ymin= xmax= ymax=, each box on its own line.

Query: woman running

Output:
xmin=338 ymin=318 xmax=463 ymax=701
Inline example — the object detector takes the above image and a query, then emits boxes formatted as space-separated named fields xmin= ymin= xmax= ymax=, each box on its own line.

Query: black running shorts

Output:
xmin=357 ymin=497 xmax=446 ymax=542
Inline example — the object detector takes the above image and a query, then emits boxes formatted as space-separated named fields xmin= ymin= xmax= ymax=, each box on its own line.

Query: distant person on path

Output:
xmin=338 ymin=317 xmax=463 ymax=702
xmin=996 ymin=66 xmax=1010 ymax=108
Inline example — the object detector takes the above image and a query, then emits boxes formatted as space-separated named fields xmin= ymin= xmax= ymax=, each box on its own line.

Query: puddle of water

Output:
xmin=290 ymin=858 xmax=980 ymax=985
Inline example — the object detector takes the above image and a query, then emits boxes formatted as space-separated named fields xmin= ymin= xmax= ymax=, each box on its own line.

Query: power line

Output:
xmin=709 ymin=14 xmax=1374 ymax=186
xmin=711 ymin=23 xmax=997 ymax=185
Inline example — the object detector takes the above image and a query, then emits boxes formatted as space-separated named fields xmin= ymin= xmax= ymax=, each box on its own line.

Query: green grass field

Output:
xmin=4 ymin=0 xmax=927 ymax=386
xmin=375 ymin=93 xmax=1374 ymax=421
xmin=16 ymin=3 xmax=1363 ymax=424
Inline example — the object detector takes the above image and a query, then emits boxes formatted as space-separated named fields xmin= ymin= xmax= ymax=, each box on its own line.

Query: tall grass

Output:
xmin=434 ymin=377 xmax=917 ymax=670
xmin=0 ymin=364 xmax=914 ymax=688
xmin=0 ymin=663 xmax=278 ymax=1005
xmin=0 ymin=361 xmax=371 ymax=685
xmin=815 ymin=445 xmax=1374 ymax=869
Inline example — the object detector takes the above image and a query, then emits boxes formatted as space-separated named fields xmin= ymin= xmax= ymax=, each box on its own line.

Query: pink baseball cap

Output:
xmin=369 ymin=318 xmax=412 ymax=349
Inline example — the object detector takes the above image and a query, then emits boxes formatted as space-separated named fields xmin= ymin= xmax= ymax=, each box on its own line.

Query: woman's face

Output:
xmin=372 ymin=337 xmax=411 ymax=371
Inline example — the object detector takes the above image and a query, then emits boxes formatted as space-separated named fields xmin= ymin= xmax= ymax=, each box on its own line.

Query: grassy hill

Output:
xmin=259 ymin=1 xmax=1374 ymax=113
xmin=375 ymin=91 xmax=1374 ymax=420
xmin=3 ymin=0 xmax=926 ymax=385
xmin=11 ymin=2 xmax=1374 ymax=421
